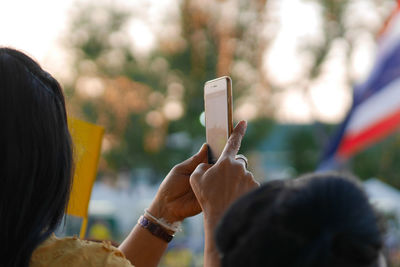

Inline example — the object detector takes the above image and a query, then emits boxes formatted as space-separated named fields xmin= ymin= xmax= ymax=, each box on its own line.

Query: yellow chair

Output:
xmin=66 ymin=118 xmax=104 ymax=239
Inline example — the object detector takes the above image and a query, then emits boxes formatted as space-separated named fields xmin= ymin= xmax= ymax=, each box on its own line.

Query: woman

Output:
xmin=0 ymin=47 xmax=258 ymax=267
xmin=214 ymin=173 xmax=385 ymax=267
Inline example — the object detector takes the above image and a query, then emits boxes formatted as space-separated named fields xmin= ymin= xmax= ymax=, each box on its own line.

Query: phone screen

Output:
xmin=204 ymin=78 xmax=231 ymax=163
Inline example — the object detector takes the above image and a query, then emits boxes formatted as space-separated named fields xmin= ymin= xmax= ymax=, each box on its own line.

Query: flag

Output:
xmin=66 ymin=118 xmax=104 ymax=238
xmin=320 ymin=1 xmax=400 ymax=169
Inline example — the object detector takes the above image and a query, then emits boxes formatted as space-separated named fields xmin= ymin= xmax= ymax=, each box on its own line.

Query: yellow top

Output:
xmin=30 ymin=235 xmax=134 ymax=267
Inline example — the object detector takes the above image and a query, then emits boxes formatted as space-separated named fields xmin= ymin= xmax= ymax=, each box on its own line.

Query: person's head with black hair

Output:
xmin=0 ymin=47 xmax=73 ymax=267
xmin=216 ymin=173 xmax=384 ymax=267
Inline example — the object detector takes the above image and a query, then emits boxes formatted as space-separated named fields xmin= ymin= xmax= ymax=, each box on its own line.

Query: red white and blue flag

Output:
xmin=320 ymin=1 xmax=400 ymax=169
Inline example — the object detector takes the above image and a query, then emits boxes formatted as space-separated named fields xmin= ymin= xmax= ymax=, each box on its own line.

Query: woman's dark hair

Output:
xmin=0 ymin=48 xmax=73 ymax=267
xmin=216 ymin=173 xmax=383 ymax=267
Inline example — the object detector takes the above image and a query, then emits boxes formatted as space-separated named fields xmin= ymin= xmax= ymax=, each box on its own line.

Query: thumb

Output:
xmin=174 ymin=144 xmax=208 ymax=174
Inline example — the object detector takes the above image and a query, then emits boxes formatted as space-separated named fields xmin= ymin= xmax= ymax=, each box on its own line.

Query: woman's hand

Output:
xmin=147 ymin=144 xmax=208 ymax=223
xmin=190 ymin=121 xmax=259 ymax=223
xmin=189 ymin=121 xmax=259 ymax=267
xmin=120 ymin=145 xmax=207 ymax=267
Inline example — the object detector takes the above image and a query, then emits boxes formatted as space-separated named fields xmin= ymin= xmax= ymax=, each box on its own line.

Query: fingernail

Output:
xmin=198 ymin=143 xmax=207 ymax=152
xmin=242 ymin=120 xmax=247 ymax=129
xmin=239 ymin=120 xmax=247 ymax=135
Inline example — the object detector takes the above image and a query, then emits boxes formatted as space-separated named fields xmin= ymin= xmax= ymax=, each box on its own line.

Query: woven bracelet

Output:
xmin=138 ymin=216 xmax=174 ymax=243
xmin=144 ymin=209 xmax=182 ymax=233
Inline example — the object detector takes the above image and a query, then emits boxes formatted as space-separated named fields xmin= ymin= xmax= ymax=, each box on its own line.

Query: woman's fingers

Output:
xmin=218 ymin=120 xmax=247 ymax=161
xmin=173 ymin=144 xmax=208 ymax=174
xmin=190 ymin=163 xmax=213 ymax=181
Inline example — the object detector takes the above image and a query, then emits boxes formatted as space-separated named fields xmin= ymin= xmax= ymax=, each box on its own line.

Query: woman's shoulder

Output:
xmin=30 ymin=234 xmax=134 ymax=267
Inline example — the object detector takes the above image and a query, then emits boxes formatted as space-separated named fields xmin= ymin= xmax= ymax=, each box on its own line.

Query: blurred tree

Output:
xmin=351 ymin=133 xmax=400 ymax=187
xmin=287 ymin=128 xmax=319 ymax=175
xmin=62 ymin=0 xmax=400 ymax=186
xmin=63 ymin=0 xmax=274 ymax=181
xmin=310 ymin=0 xmax=400 ymax=188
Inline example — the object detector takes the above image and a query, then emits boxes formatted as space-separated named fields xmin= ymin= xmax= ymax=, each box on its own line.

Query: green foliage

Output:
xmin=352 ymin=134 xmax=400 ymax=188
xmin=81 ymin=101 xmax=98 ymax=122
xmin=287 ymin=128 xmax=319 ymax=174
xmin=65 ymin=0 xmax=273 ymax=181
xmin=241 ymin=118 xmax=274 ymax=152
xmin=64 ymin=0 xmax=400 ymax=187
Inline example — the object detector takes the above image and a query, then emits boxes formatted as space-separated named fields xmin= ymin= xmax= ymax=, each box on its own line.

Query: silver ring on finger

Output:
xmin=235 ymin=154 xmax=248 ymax=169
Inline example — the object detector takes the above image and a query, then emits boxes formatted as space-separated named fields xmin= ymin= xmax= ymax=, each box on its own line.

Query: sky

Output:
xmin=0 ymin=0 xmax=390 ymax=124
xmin=0 ymin=0 xmax=70 ymax=63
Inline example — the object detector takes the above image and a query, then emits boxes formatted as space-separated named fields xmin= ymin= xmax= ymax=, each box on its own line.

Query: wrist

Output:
xmin=203 ymin=210 xmax=224 ymax=230
xmin=144 ymin=209 xmax=182 ymax=234
xmin=138 ymin=215 xmax=174 ymax=242
xmin=148 ymin=200 xmax=179 ymax=223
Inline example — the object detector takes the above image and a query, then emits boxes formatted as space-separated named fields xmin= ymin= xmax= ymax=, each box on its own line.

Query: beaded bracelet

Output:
xmin=138 ymin=216 xmax=173 ymax=243
xmin=144 ymin=209 xmax=182 ymax=233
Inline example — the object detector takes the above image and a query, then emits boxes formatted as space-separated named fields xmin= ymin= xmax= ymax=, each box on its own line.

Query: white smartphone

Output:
xmin=204 ymin=76 xmax=233 ymax=164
